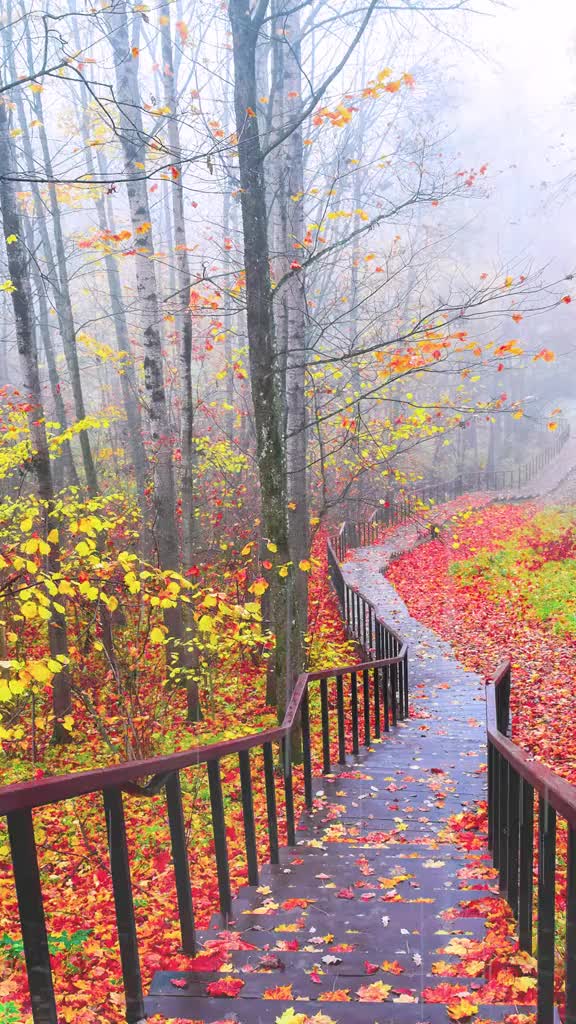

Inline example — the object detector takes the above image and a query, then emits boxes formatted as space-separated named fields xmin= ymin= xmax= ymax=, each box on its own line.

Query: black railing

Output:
xmin=0 ymin=549 xmax=408 ymax=1024
xmin=487 ymin=661 xmax=576 ymax=1024
xmin=332 ymin=420 xmax=570 ymax=561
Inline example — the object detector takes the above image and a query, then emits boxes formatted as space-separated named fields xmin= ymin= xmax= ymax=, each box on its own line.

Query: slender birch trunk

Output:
xmin=109 ymin=1 xmax=201 ymax=720
xmin=19 ymin=17 xmax=99 ymax=494
xmin=0 ymin=100 xmax=72 ymax=744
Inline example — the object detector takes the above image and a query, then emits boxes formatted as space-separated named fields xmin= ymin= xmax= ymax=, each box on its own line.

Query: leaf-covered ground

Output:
xmin=387 ymin=502 xmax=576 ymax=781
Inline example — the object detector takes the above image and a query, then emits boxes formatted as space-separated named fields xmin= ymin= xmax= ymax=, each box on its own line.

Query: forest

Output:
xmin=1 ymin=2 xmax=576 ymax=1024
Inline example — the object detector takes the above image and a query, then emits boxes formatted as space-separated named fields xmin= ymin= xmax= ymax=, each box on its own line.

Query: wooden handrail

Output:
xmin=486 ymin=659 xmax=576 ymax=829
xmin=0 ymin=541 xmax=405 ymax=816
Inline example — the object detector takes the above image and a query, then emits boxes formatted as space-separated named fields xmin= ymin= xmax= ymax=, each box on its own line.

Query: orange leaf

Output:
xmin=357 ymin=981 xmax=392 ymax=1001
xmin=263 ymin=984 xmax=293 ymax=999
xmin=317 ymin=989 xmax=351 ymax=1001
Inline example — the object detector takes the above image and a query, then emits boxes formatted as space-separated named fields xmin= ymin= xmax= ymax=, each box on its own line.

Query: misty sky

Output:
xmin=451 ymin=0 xmax=576 ymax=277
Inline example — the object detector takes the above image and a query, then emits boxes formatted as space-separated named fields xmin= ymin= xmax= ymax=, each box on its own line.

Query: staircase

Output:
xmin=144 ymin=571 xmax=535 ymax=1022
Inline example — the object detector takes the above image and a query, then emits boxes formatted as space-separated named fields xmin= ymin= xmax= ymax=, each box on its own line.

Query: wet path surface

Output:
xmin=145 ymin=534 xmax=535 ymax=1022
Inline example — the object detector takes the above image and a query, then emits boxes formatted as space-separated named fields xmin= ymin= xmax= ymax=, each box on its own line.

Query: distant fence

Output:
xmin=332 ymin=419 xmax=570 ymax=561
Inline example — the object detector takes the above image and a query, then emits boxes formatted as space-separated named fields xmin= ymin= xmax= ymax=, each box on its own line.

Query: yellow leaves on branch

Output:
xmin=77 ymin=332 xmax=132 ymax=372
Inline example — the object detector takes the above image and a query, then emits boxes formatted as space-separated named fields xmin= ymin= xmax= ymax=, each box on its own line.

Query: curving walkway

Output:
xmin=145 ymin=524 xmax=536 ymax=1022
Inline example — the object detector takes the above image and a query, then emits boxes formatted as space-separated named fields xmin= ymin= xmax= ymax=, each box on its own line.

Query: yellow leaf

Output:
xmin=149 ymin=626 xmax=165 ymax=644
xmin=267 ymin=541 xmax=278 ymax=553
xmin=29 ymin=662 xmax=53 ymax=684
xmin=47 ymin=528 xmax=59 ymax=543
xmin=447 ymin=999 xmax=479 ymax=1021
xmin=6 ymin=234 xmax=17 ymax=245
xmin=20 ymin=601 xmax=38 ymax=620
xmin=198 ymin=614 xmax=214 ymax=632
xmin=249 ymin=579 xmax=268 ymax=596
xmin=299 ymin=560 xmax=311 ymax=572
xmin=274 ymin=1010 xmax=307 ymax=1024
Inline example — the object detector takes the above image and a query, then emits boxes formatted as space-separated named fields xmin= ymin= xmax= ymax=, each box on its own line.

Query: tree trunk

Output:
xmin=160 ymin=7 xmax=201 ymax=719
xmin=273 ymin=2 xmax=309 ymax=672
xmin=229 ymin=0 xmax=294 ymax=716
xmin=69 ymin=0 xmax=148 ymax=512
xmin=0 ymin=101 xmax=72 ymax=744
xmin=109 ymin=1 xmax=201 ymax=720
xmin=21 ymin=54 xmax=99 ymax=495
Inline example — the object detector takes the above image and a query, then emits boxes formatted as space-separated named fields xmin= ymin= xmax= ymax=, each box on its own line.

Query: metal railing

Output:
xmin=332 ymin=419 xmax=570 ymax=561
xmin=487 ymin=662 xmax=576 ymax=1024
xmin=0 ymin=544 xmax=408 ymax=1024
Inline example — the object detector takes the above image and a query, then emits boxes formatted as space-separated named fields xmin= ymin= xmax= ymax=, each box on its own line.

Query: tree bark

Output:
xmin=109 ymin=1 xmax=201 ymax=720
xmin=160 ymin=7 xmax=201 ymax=718
xmin=272 ymin=2 xmax=309 ymax=672
xmin=229 ymin=0 xmax=294 ymax=716
xmin=20 ymin=42 xmax=99 ymax=495
xmin=0 ymin=100 xmax=72 ymax=744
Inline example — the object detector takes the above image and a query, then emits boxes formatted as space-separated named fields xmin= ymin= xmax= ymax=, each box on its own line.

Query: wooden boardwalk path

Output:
xmin=145 ymin=563 xmax=534 ymax=1022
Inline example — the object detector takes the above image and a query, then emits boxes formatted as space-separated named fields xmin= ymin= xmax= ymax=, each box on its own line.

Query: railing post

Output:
xmin=301 ymin=687 xmax=313 ymax=810
xmin=536 ymin=797 xmax=556 ymax=1024
xmin=506 ymin=765 xmax=520 ymax=916
xmin=320 ymin=678 xmax=331 ymax=773
xmin=282 ymin=737 xmax=296 ymax=846
xmin=350 ymin=671 xmax=360 ymax=756
xmin=566 ymin=824 xmax=576 ymax=1024
xmin=518 ymin=777 xmax=534 ymax=952
xmin=487 ymin=741 xmax=494 ymax=851
xmin=238 ymin=750 xmax=259 ymax=885
xmin=390 ymin=660 xmax=398 ymax=728
xmin=207 ymin=760 xmax=232 ymax=921
xmin=498 ymin=757 xmax=509 ymax=894
xmin=372 ymin=665 xmax=381 ymax=738
xmin=7 ymin=809 xmax=58 ymax=1024
xmin=103 ymin=788 xmax=145 ymax=1024
xmin=363 ymin=667 xmax=371 ymax=747
xmin=336 ymin=674 xmax=346 ymax=765
xmin=496 ymin=666 xmax=511 ymax=736
xmin=263 ymin=742 xmax=279 ymax=864
xmin=382 ymin=661 xmax=390 ymax=732
xmin=165 ymin=772 xmax=196 ymax=954
xmin=403 ymin=649 xmax=409 ymax=717
xmin=493 ymin=748 xmax=501 ymax=871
